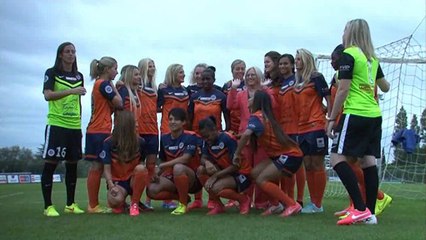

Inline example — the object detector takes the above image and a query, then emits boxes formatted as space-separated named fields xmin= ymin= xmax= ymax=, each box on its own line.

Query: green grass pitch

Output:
xmin=0 ymin=180 xmax=425 ymax=240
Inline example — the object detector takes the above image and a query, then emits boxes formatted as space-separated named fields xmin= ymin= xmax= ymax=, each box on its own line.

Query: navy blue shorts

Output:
xmin=231 ymin=173 xmax=251 ymax=193
xmin=114 ymin=178 xmax=132 ymax=195
xmin=43 ymin=125 xmax=82 ymax=161
xmin=271 ymin=155 xmax=303 ymax=174
xmin=298 ymin=130 xmax=328 ymax=155
xmin=85 ymin=133 xmax=110 ymax=161
xmin=140 ymin=134 xmax=159 ymax=155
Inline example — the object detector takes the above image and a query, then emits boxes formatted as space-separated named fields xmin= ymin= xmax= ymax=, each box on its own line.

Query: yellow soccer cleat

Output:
xmin=171 ymin=202 xmax=187 ymax=215
xmin=375 ymin=193 xmax=392 ymax=216
xmin=64 ymin=203 xmax=85 ymax=214
xmin=87 ymin=205 xmax=112 ymax=214
xmin=44 ymin=205 xmax=60 ymax=217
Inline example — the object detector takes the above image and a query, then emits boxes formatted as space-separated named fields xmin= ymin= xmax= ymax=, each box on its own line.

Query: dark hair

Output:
xmin=207 ymin=66 xmax=216 ymax=72
xmin=251 ymin=90 xmax=297 ymax=148
xmin=202 ymin=68 xmax=216 ymax=79
xmin=332 ymin=44 xmax=345 ymax=58
xmin=264 ymin=51 xmax=281 ymax=83
xmin=279 ymin=53 xmax=295 ymax=74
xmin=199 ymin=116 xmax=217 ymax=131
xmin=168 ymin=107 xmax=187 ymax=121
xmin=54 ymin=42 xmax=78 ymax=73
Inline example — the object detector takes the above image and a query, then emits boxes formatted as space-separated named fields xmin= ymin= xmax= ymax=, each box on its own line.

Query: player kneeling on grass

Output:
xmin=234 ymin=90 xmax=304 ymax=217
xmin=197 ymin=116 xmax=252 ymax=215
xmin=100 ymin=111 xmax=148 ymax=216
xmin=146 ymin=108 xmax=202 ymax=215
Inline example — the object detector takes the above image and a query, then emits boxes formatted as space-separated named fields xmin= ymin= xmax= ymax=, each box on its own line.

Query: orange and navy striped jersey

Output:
xmin=278 ymin=75 xmax=298 ymax=135
xmin=248 ymin=111 xmax=303 ymax=158
xmin=159 ymin=130 xmax=201 ymax=175
xmin=293 ymin=73 xmax=330 ymax=134
xmin=86 ymin=79 xmax=118 ymax=134
xmin=117 ymin=86 xmax=141 ymax=130
xmin=100 ymin=136 xmax=145 ymax=181
xmin=188 ymin=89 xmax=227 ymax=133
xmin=201 ymin=132 xmax=251 ymax=175
xmin=157 ymin=86 xmax=189 ymax=134
xmin=266 ymin=84 xmax=281 ymax=120
xmin=137 ymin=85 xmax=158 ymax=135
xmin=222 ymin=80 xmax=245 ymax=133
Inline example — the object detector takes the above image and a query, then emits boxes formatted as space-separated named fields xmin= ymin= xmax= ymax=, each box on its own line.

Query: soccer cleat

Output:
xmin=239 ymin=195 xmax=251 ymax=215
xmin=301 ymin=202 xmax=324 ymax=214
xmin=224 ymin=199 xmax=239 ymax=208
xmin=139 ymin=201 xmax=154 ymax=212
xmin=64 ymin=203 xmax=85 ymax=214
xmin=144 ymin=200 xmax=154 ymax=210
xmin=262 ymin=203 xmax=284 ymax=216
xmin=111 ymin=206 xmax=125 ymax=214
xmin=337 ymin=208 xmax=372 ymax=225
xmin=207 ymin=204 xmax=225 ymax=215
xmin=171 ymin=202 xmax=187 ymax=215
xmin=207 ymin=200 xmax=216 ymax=209
xmin=87 ymin=205 xmax=112 ymax=214
xmin=161 ymin=201 xmax=177 ymax=209
xmin=280 ymin=202 xmax=302 ymax=217
xmin=375 ymin=193 xmax=392 ymax=216
xmin=360 ymin=215 xmax=378 ymax=225
xmin=129 ymin=203 xmax=140 ymax=216
xmin=334 ymin=204 xmax=354 ymax=217
xmin=44 ymin=205 xmax=60 ymax=217
xmin=187 ymin=199 xmax=203 ymax=210
xmin=255 ymin=201 xmax=269 ymax=210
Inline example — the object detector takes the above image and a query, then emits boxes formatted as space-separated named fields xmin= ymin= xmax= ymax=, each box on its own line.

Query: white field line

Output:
xmin=0 ymin=192 xmax=24 ymax=199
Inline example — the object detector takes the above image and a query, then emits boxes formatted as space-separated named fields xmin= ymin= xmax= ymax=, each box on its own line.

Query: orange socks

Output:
xmin=174 ymin=175 xmax=189 ymax=205
xmin=280 ymin=175 xmax=295 ymax=200
xmin=260 ymin=181 xmax=295 ymax=207
xmin=314 ymin=169 xmax=326 ymax=207
xmin=131 ymin=170 xmax=148 ymax=204
xmin=306 ymin=169 xmax=326 ymax=207
xmin=295 ymin=166 xmax=306 ymax=203
xmin=87 ymin=168 xmax=102 ymax=208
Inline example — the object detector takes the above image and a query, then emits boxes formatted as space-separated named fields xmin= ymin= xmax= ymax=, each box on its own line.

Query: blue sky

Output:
xmin=0 ymin=0 xmax=425 ymax=151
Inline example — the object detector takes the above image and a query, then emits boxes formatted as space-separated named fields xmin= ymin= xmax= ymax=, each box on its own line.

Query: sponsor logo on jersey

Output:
xmin=99 ymin=150 xmax=106 ymax=159
xmin=168 ymin=145 xmax=179 ymax=151
xmin=339 ymin=65 xmax=350 ymax=71
xmin=44 ymin=75 xmax=49 ymax=83
xmin=178 ymin=142 xmax=184 ymax=149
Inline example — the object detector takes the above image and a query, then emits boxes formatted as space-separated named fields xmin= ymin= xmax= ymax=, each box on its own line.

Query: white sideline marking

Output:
xmin=0 ymin=192 xmax=24 ymax=199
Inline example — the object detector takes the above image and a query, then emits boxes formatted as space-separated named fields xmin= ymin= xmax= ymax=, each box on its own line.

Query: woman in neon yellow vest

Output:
xmin=326 ymin=19 xmax=389 ymax=225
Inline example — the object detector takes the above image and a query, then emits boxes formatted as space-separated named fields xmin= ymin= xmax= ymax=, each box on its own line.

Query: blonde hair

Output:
xmin=245 ymin=66 xmax=264 ymax=84
xmin=295 ymin=48 xmax=317 ymax=87
xmin=343 ymin=19 xmax=376 ymax=60
xmin=138 ymin=58 xmax=157 ymax=92
xmin=89 ymin=56 xmax=116 ymax=80
xmin=120 ymin=65 xmax=140 ymax=113
xmin=164 ymin=64 xmax=183 ymax=87
xmin=189 ymin=63 xmax=208 ymax=85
